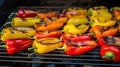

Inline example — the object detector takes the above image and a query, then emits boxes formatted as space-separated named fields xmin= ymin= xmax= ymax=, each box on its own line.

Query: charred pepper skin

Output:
xmin=17 ymin=9 xmax=37 ymax=18
xmin=6 ymin=38 xmax=33 ymax=55
xmin=98 ymin=38 xmax=120 ymax=62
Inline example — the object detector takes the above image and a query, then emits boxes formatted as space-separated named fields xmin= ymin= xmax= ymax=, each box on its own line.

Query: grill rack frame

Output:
xmin=0 ymin=6 xmax=120 ymax=67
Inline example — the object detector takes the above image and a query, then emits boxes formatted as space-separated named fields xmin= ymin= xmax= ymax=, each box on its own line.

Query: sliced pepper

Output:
xmin=5 ymin=38 xmax=33 ymax=54
xmin=12 ymin=17 xmax=41 ymax=27
xmin=35 ymin=30 xmax=62 ymax=39
xmin=1 ymin=27 xmax=35 ymax=41
xmin=33 ymin=38 xmax=62 ymax=54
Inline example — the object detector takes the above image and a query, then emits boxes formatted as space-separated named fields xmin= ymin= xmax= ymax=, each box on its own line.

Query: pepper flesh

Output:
xmin=12 ymin=17 xmax=41 ymax=27
xmin=6 ymin=38 xmax=33 ymax=54
xmin=1 ymin=27 xmax=35 ymax=41
xmin=33 ymin=38 xmax=62 ymax=54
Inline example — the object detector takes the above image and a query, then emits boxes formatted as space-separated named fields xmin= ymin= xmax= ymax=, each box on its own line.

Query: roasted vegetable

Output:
xmin=12 ymin=17 xmax=41 ymax=27
xmin=67 ymin=16 xmax=88 ymax=25
xmin=1 ymin=27 xmax=35 ymax=41
xmin=33 ymin=38 xmax=62 ymax=54
xmin=35 ymin=30 xmax=62 ymax=39
xmin=17 ymin=9 xmax=37 ymax=18
xmin=63 ymin=24 xmax=89 ymax=34
xmin=89 ymin=26 xmax=117 ymax=39
xmin=98 ymin=38 xmax=120 ymax=62
xmin=34 ymin=17 xmax=67 ymax=30
xmin=5 ymin=38 xmax=33 ymax=54
xmin=65 ymin=8 xmax=87 ymax=18
xmin=64 ymin=40 xmax=97 ymax=55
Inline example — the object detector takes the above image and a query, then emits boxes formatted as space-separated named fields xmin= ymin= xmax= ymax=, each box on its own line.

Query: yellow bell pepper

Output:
xmin=12 ymin=17 xmax=41 ymax=27
xmin=67 ymin=16 xmax=88 ymax=25
xmin=63 ymin=24 xmax=89 ymax=34
xmin=33 ymin=38 xmax=62 ymax=54
xmin=1 ymin=27 xmax=35 ymax=41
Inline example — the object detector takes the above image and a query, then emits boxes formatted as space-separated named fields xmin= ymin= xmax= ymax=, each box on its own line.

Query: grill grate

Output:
xmin=0 ymin=6 xmax=120 ymax=67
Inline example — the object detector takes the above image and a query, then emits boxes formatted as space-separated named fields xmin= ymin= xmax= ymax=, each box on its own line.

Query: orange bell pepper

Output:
xmin=34 ymin=17 xmax=68 ymax=30
xmin=89 ymin=26 xmax=102 ymax=39
xmin=37 ymin=12 xmax=57 ymax=19
xmin=102 ymin=27 xmax=118 ymax=37
xmin=89 ymin=26 xmax=117 ymax=39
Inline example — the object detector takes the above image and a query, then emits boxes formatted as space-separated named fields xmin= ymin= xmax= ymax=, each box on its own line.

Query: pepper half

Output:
xmin=12 ymin=17 xmax=41 ymax=27
xmin=33 ymin=38 xmax=62 ymax=54
xmin=64 ymin=40 xmax=97 ymax=55
xmin=1 ymin=27 xmax=35 ymax=41
xmin=35 ymin=30 xmax=62 ymax=39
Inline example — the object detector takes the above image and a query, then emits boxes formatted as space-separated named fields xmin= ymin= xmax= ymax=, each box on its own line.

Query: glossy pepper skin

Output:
xmin=12 ymin=17 xmax=41 ymax=27
xmin=62 ymin=33 xmax=92 ymax=42
xmin=33 ymin=38 xmax=62 ymax=54
xmin=63 ymin=24 xmax=89 ymax=34
xmin=64 ymin=40 xmax=97 ymax=55
xmin=17 ymin=9 xmax=37 ymax=18
xmin=35 ymin=30 xmax=62 ymax=39
xmin=6 ymin=38 xmax=33 ymax=55
xmin=98 ymin=38 xmax=120 ymax=62
xmin=89 ymin=26 xmax=117 ymax=39
xmin=34 ymin=17 xmax=67 ymax=30
xmin=1 ymin=27 xmax=35 ymax=41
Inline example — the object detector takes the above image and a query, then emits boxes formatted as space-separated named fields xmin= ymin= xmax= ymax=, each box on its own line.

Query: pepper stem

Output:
xmin=57 ymin=46 xmax=65 ymax=50
xmin=0 ymin=45 xmax=7 ymax=48
xmin=102 ymin=51 xmax=115 ymax=60
xmin=28 ymin=47 xmax=34 ymax=50
xmin=28 ymin=52 xmax=36 ymax=57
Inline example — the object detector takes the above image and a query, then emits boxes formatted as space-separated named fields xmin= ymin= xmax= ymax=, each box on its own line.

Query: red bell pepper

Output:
xmin=17 ymin=9 xmax=37 ymax=18
xmin=35 ymin=30 xmax=62 ymax=39
xmin=5 ymin=38 xmax=33 ymax=55
xmin=64 ymin=40 xmax=97 ymax=55
xmin=98 ymin=38 xmax=120 ymax=62
xmin=62 ymin=33 xmax=92 ymax=42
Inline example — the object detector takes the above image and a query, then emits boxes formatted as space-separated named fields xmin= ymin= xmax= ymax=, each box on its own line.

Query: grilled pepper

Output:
xmin=17 ymin=9 xmax=37 ymax=18
xmin=63 ymin=24 xmax=89 ymax=34
xmin=62 ymin=33 xmax=92 ymax=42
xmin=67 ymin=16 xmax=88 ymax=25
xmin=34 ymin=17 xmax=67 ymax=30
xmin=89 ymin=26 xmax=117 ymax=39
xmin=98 ymin=38 xmax=120 ymax=62
xmin=65 ymin=8 xmax=87 ymax=18
xmin=89 ymin=18 xmax=116 ymax=27
xmin=33 ymin=38 xmax=62 ymax=54
xmin=1 ymin=27 xmax=35 ymax=41
xmin=5 ymin=38 xmax=33 ymax=54
xmin=35 ymin=30 xmax=62 ymax=39
xmin=64 ymin=40 xmax=97 ymax=55
xmin=12 ymin=17 xmax=41 ymax=27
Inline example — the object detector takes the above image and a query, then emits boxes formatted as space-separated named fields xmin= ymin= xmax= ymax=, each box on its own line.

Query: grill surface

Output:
xmin=0 ymin=6 xmax=120 ymax=67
